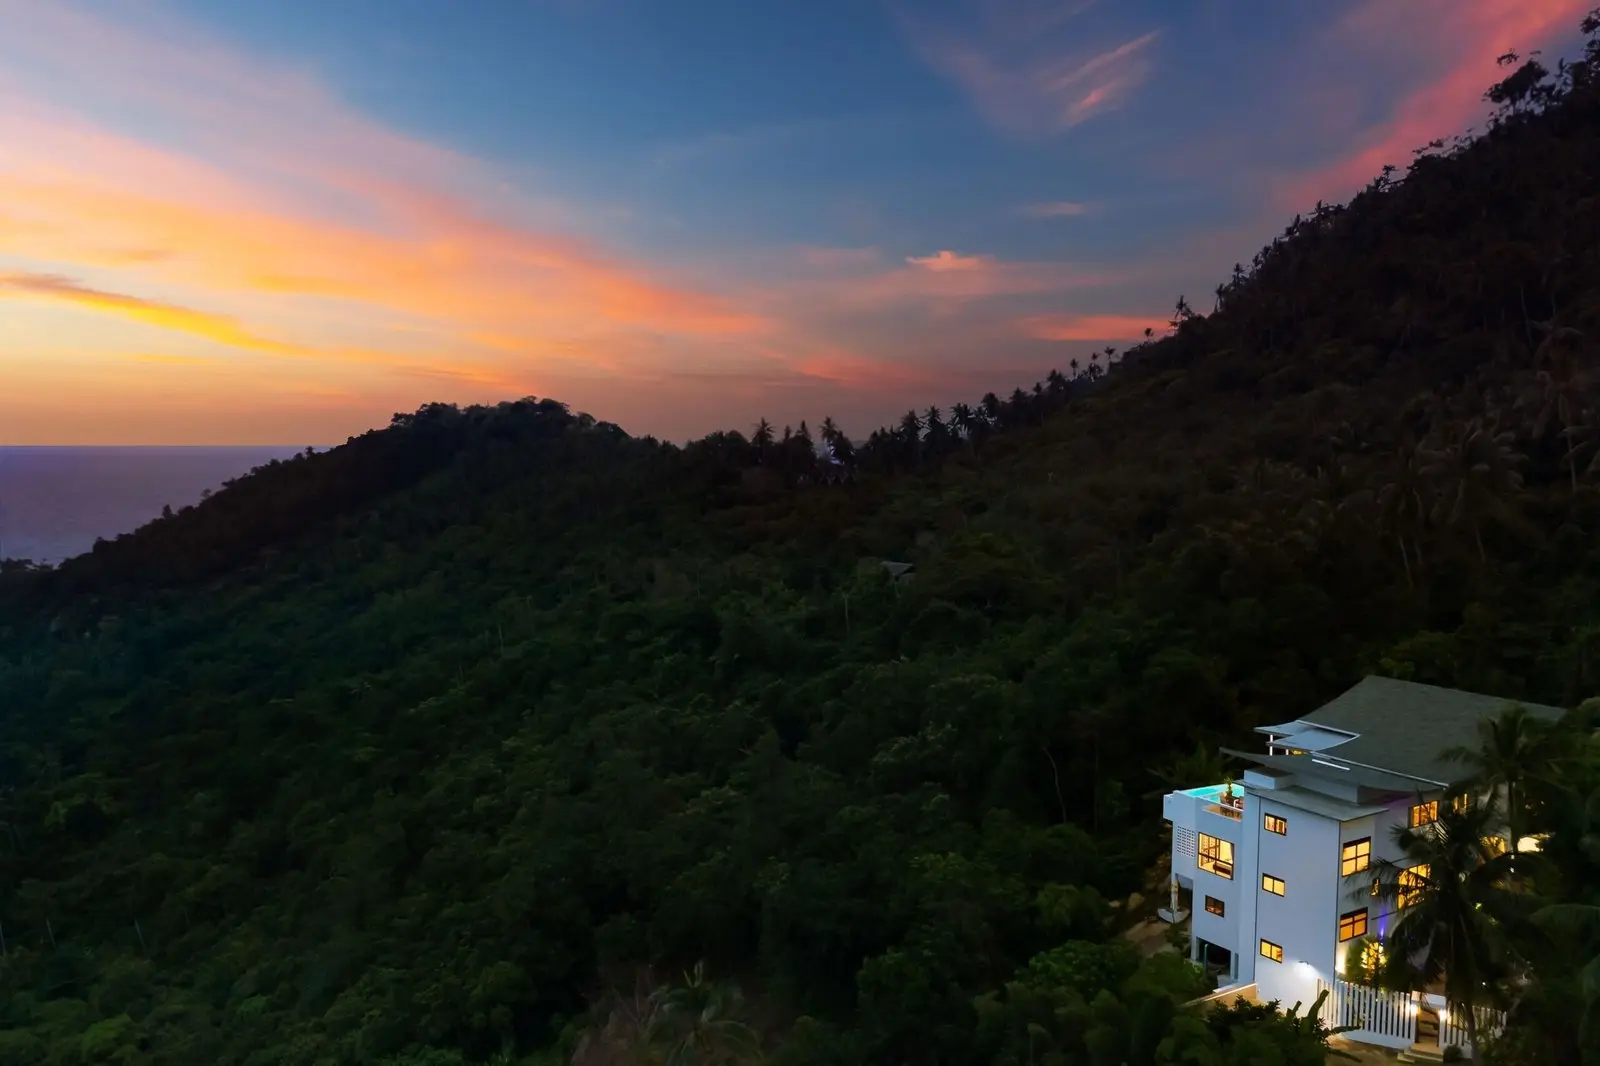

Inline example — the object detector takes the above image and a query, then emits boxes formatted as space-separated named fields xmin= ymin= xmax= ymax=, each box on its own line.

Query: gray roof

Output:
xmin=1253 ymin=785 xmax=1390 ymax=822
xmin=1294 ymin=676 xmax=1566 ymax=785
xmin=1224 ymin=748 xmax=1435 ymax=794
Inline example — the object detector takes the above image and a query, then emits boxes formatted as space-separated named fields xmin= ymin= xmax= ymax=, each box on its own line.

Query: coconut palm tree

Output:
xmin=1441 ymin=703 xmax=1555 ymax=862
xmin=1365 ymin=798 xmax=1517 ymax=1055
xmin=646 ymin=961 xmax=761 ymax=1066
xmin=1374 ymin=441 xmax=1431 ymax=587
xmin=1418 ymin=417 xmax=1526 ymax=563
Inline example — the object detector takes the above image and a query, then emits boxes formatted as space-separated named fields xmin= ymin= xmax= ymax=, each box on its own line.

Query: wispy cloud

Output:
xmin=905 ymin=249 xmax=995 ymax=272
xmin=1018 ymin=200 xmax=1094 ymax=219
xmin=0 ymin=270 xmax=291 ymax=353
xmin=0 ymin=0 xmax=766 ymax=411
xmin=768 ymin=249 xmax=1117 ymax=316
xmin=896 ymin=1 xmax=1160 ymax=137
xmin=1280 ymin=0 xmax=1589 ymax=208
xmin=1020 ymin=312 xmax=1167 ymax=341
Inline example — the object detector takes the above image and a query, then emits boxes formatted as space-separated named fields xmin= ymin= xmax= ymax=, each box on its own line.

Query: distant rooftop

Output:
xmin=1252 ymin=675 xmax=1566 ymax=786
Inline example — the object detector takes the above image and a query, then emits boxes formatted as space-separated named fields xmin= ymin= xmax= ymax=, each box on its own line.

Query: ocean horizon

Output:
xmin=0 ymin=446 xmax=309 ymax=566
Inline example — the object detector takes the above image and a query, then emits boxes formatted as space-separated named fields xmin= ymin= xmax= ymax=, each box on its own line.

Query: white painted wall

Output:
xmin=1254 ymin=797 xmax=1340 ymax=1011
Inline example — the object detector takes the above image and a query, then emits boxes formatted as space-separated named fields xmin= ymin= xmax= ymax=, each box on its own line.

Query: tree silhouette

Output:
xmin=1366 ymin=799 xmax=1516 ymax=1055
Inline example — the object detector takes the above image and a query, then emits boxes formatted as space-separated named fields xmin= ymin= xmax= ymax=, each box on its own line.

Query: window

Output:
xmin=1338 ymin=908 xmax=1369 ymax=941
xmin=1260 ymin=939 xmax=1284 ymax=963
xmin=1204 ymin=895 xmax=1226 ymax=917
xmin=1341 ymin=837 xmax=1372 ymax=876
xmin=1198 ymin=834 xmax=1234 ymax=879
xmin=1264 ymin=813 xmax=1287 ymax=835
xmin=1410 ymin=800 xmax=1440 ymax=828
xmin=1398 ymin=864 xmax=1429 ymax=909
xmin=1451 ymin=794 xmax=1471 ymax=814
xmin=1482 ymin=835 xmax=1509 ymax=857
xmin=1261 ymin=873 xmax=1286 ymax=896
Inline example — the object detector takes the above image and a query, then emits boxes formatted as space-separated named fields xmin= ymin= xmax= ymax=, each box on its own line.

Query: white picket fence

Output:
xmin=1438 ymin=1002 xmax=1508 ymax=1058
xmin=1314 ymin=979 xmax=1507 ymax=1058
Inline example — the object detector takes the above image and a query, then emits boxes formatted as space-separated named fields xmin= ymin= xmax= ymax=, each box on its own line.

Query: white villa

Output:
xmin=1162 ymin=676 xmax=1563 ymax=1058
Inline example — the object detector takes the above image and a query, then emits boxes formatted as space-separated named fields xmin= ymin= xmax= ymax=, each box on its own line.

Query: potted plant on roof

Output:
xmin=1222 ymin=775 xmax=1239 ymax=808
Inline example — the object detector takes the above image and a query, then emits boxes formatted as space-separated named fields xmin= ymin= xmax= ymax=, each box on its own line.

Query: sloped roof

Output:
xmin=1293 ymin=676 xmax=1566 ymax=785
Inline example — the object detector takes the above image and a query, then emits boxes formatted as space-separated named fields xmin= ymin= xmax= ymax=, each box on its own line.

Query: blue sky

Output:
xmin=0 ymin=0 xmax=1590 ymax=443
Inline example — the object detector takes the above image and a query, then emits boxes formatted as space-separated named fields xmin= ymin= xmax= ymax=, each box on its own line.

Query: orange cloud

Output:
xmin=792 ymin=348 xmax=957 ymax=392
xmin=0 ymin=271 xmax=292 ymax=353
xmin=1283 ymin=0 xmax=1589 ymax=208
xmin=896 ymin=0 xmax=1161 ymax=137
xmin=0 ymin=0 xmax=766 ymax=422
xmin=1021 ymin=313 xmax=1169 ymax=342
xmin=765 ymin=250 xmax=1116 ymax=319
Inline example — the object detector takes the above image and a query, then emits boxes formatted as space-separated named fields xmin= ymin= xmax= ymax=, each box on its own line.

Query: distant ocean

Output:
xmin=0 ymin=447 xmax=306 ymax=566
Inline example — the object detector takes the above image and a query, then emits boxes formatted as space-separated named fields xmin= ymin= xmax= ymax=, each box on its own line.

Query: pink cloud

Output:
xmin=1021 ymin=313 xmax=1169 ymax=342
xmin=896 ymin=1 xmax=1161 ymax=138
xmin=0 ymin=0 xmax=767 ymax=413
xmin=905 ymin=249 xmax=995 ymax=272
xmin=1281 ymin=0 xmax=1589 ymax=208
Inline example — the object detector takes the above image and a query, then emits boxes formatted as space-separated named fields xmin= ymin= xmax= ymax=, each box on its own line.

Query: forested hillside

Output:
xmin=5 ymin=14 xmax=1600 ymax=1066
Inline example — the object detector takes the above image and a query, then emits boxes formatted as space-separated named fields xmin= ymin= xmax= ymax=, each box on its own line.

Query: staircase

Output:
xmin=1397 ymin=1008 xmax=1445 ymax=1063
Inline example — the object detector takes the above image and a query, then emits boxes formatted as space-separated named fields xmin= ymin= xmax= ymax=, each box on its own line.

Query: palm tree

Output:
xmin=1374 ymin=441 xmax=1431 ymax=587
xmin=751 ymin=418 xmax=775 ymax=458
xmin=949 ymin=402 xmax=978 ymax=445
xmin=1418 ymin=417 xmax=1526 ymax=563
xmin=646 ymin=961 xmax=761 ymax=1066
xmin=1442 ymin=703 xmax=1554 ymax=863
xmin=1365 ymin=799 xmax=1516 ymax=1054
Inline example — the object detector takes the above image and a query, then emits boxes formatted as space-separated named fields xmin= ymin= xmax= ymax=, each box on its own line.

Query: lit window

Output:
xmin=1260 ymin=939 xmax=1283 ymax=963
xmin=1341 ymin=837 xmax=1371 ymax=876
xmin=1410 ymin=800 xmax=1439 ymax=828
xmin=1198 ymin=834 xmax=1234 ymax=879
xmin=1204 ymin=895 xmax=1225 ymax=917
xmin=1398 ymin=864 xmax=1429 ymax=908
xmin=1451 ymin=794 xmax=1471 ymax=814
xmin=1339 ymin=908 xmax=1369 ymax=942
xmin=1261 ymin=873 xmax=1286 ymax=896
xmin=1482 ymin=835 xmax=1508 ymax=857
xmin=1264 ymin=813 xmax=1287 ymax=835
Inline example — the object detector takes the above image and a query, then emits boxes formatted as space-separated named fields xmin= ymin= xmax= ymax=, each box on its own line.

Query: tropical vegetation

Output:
xmin=3 ymin=9 xmax=1600 ymax=1065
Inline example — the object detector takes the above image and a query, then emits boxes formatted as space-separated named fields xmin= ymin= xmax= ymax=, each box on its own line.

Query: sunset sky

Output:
xmin=1 ymin=0 xmax=1592 ymax=445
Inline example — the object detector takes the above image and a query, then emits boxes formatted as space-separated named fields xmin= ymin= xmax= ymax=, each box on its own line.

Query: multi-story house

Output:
xmin=1162 ymin=676 xmax=1563 ymax=1056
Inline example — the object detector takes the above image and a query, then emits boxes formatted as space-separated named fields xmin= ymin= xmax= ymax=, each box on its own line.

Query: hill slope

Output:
xmin=5 ymin=19 xmax=1600 ymax=1066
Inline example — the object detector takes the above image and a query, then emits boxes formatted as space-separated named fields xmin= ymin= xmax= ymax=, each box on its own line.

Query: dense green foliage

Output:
xmin=5 ymin=13 xmax=1600 ymax=1064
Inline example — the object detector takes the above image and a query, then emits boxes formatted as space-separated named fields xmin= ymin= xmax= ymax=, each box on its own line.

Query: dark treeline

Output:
xmin=3 ymin=12 xmax=1600 ymax=1066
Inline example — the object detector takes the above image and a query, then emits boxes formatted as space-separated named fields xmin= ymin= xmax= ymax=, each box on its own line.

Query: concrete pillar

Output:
xmin=1170 ymin=874 xmax=1179 ymax=920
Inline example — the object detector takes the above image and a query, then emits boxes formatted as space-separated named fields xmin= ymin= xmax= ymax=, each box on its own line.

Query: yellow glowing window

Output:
xmin=1341 ymin=837 xmax=1371 ymax=876
xmin=1410 ymin=800 xmax=1439 ymax=828
xmin=1398 ymin=864 xmax=1429 ymax=908
xmin=1451 ymin=794 xmax=1471 ymax=814
xmin=1261 ymin=873 xmax=1286 ymax=896
xmin=1204 ymin=895 xmax=1225 ymax=917
xmin=1198 ymin=834 xmax=1234 ymax=879
xmin=1482 ymin=835 xmax=1508 ymax=857
xmin=1338 ymin=908 xmax=1369 ymax=942
xmin=1260 ymin=939 xmax=1283 ymax=963
xmin=1264 ymin=813 xmax=1287 ymax=835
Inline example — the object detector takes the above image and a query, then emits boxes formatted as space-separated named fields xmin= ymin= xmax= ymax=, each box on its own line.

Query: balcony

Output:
xmin=1164 ymin=783 xmax=1247 ymax=839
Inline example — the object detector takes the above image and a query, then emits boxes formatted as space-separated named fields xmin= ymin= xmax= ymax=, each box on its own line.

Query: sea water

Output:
xmin=0 ymin=446 xmax=305 ymax=565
